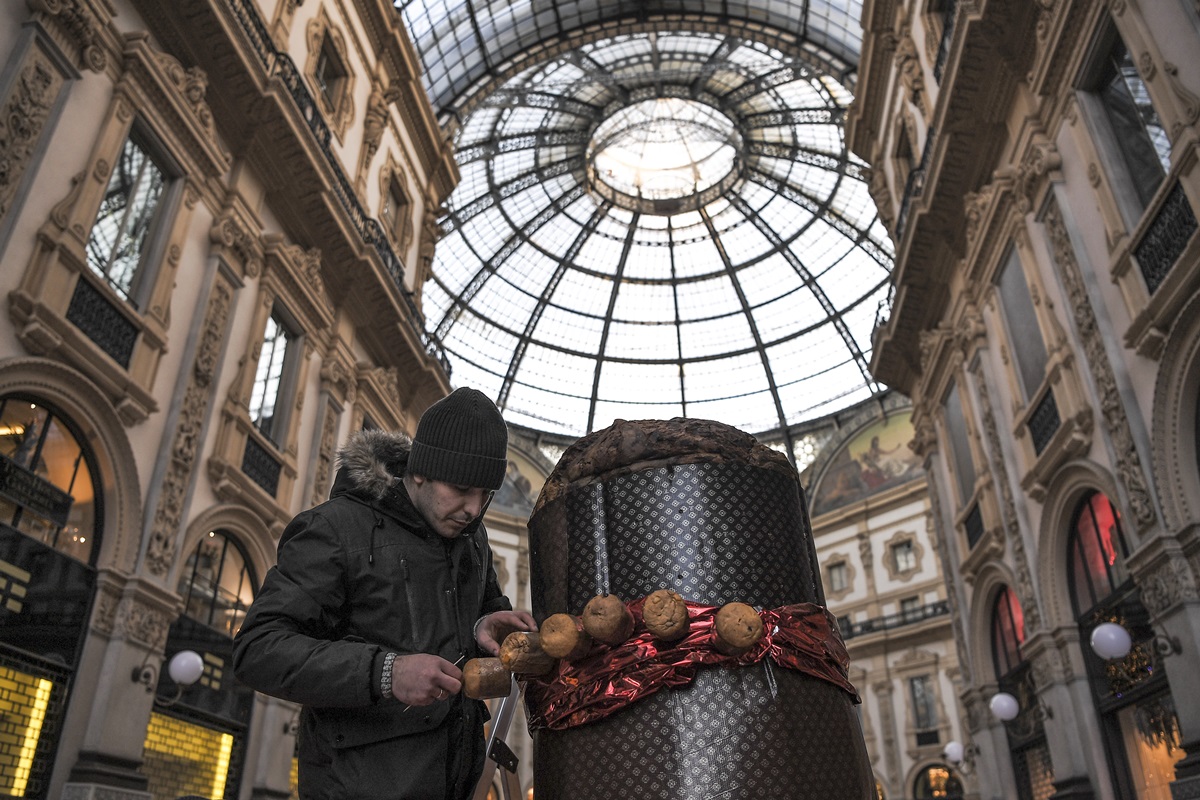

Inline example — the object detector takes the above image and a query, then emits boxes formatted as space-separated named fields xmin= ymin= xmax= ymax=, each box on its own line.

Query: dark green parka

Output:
xmin=232 ymin=429 xmax=512 ymax=800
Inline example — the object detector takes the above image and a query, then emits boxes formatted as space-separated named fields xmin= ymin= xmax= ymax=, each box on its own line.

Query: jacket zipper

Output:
xmin=445 ymin=545 xmax=465 ymax=661
xmin=400 ymin=558 xmax=419 ymax=633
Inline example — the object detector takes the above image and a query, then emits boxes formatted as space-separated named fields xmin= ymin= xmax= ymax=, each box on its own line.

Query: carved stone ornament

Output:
xmin=857 ymin=530 xmax=874 ymax=571
xmin=925 ymin=477 xmax=973 ymax=684
xmin=0 ymin=48 xmax=63 ymax=223
xmin=1163 ymin=61 xmax=1200 ymax=139
xmin=1016 ymin=141 xmax=1061 ymax=213
xmin=955 ymin=305 xmax=987 ymax=355
xmin=113 ymin=595 xmax=171 ymax=649
xmin=963 ymin=186 xmax=992 ymax=247
xmin=27 ymin=0 xmax=109 ymax=72
xmin=972 ymin=370 xmax=1042 ymax=631
xmin=210 ymin=207 xmax=263 ymax=277
xmin=894 ymin=34 xmax=927 ymax=115
xmin=1137 ymin=554 xmax=1199 ymax=617
xmin=309 ymin=400 xmax=339 ymax=507
xmin=152 ymin=51 xmax=218 ymax=145
xmin=91 ymin=584 xmax=121 ymax=635
xmin=1041 ymin=197 xmax=1157 ymax=529
xmin=911 ymin=413 xmax=939 ymax=459
xmin=146 ymin=278 xmax=233 ymax=578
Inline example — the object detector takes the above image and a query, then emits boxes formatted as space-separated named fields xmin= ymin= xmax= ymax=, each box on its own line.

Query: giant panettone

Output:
xmin=526 ymin=417 xmax=875 ymax=799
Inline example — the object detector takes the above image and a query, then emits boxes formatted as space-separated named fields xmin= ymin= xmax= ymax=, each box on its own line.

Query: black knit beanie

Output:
xmin=408 ymin=388 xmax=508 ymax=490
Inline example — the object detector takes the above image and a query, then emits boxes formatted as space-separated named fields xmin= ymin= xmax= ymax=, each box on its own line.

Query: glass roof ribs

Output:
xmin=396 ymin=2 xmax=863 ymax=123
xmin=416 ymin=23 xmax=885 ymax=439
xmin=495 ymin=200 xmax=615 ymax=409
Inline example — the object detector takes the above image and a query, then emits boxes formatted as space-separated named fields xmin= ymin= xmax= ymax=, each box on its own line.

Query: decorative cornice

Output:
xmin=27 ymin=0 xmax=112 ymax=73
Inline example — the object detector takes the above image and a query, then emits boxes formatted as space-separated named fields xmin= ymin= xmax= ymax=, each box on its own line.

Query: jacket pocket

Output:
xmin=320 ymin=702 xmax=452 ymax=750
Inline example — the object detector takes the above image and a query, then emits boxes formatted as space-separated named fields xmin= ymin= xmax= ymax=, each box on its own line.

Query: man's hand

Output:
xmin=389 ymin=653 xmax=463 ymax=706
xmin=475 ymin=610 xmax=537 ymax=656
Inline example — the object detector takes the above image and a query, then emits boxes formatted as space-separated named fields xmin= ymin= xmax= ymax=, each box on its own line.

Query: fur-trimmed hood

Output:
xmin=331 ymin=428 xmax=412 ymax=501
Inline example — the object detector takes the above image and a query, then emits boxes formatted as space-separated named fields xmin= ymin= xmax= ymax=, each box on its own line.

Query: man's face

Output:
xmin=405 ymin=474 xmax=492 ymax=539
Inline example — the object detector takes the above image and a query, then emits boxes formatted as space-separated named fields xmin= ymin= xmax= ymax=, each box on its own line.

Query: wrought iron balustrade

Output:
xmin=1135 ymin=181 xmax=1198 ymax=295
xmin=222 ymin=0 xmax=450 ymax=375
xmin=1027 ymin=388 xmax=1060 ymax=456
xmin=838 ymin=599 xmax=951 ymax=641
xmin=65 ymin=278 xmax=138 ymax=368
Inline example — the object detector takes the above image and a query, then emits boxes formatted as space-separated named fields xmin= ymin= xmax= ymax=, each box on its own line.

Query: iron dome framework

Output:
xmin=396 ymin=2 xmax=891 ymax=445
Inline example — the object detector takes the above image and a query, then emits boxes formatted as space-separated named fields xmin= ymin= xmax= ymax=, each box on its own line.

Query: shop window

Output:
xmin=0 ymin=395 xmax=100 ymax=565
xmin=249 ymin=309 xmax=300 ymax=446
xmin=913 ymin=764 xmax=963 ymax=799
xmin=892 ymin=539 xmax=917 ymax=573
xmin=177 ymin=530 xmax=257 ymax=639
xmin=142 ymin=711 xmax=238 ymax=800
xmin=83 ymin=130 xmax=177 ymax=308
xmin=1068 ymin=489 xmax=1183 ymax=797
xmin=1068 ymin=491 xmax=1130 ymax=616
xmin=991 ymin=586 xmax=1026 ymax=679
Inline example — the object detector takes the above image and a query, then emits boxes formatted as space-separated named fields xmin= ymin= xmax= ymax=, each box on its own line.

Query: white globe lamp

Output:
xmin=989 ymin=691 xmax=1020 ymax=721
xmin=167 ymin=650 xmax=205 ymax=686
xmin=943 ymin=740 xmax=965 ymax=763
xmin=1090 ymin=622 xmax=1133 ymax=660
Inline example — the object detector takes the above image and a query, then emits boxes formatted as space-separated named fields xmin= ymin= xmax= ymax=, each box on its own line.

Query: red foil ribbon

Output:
xmin=523 ymin=598 xmax=860 ymax=731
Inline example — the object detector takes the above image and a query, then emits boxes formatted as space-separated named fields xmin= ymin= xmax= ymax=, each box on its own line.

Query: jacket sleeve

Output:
xmin=232 ymin=507 xmax=379 ymax=708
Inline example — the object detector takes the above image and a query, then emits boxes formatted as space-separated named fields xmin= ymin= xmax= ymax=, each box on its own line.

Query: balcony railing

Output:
xmin=896 ymin=127 xmax=936 ymax=235
xmin=838 ymin=599 xmax=951 ymax=641
xmin=933 ymin=0 xmax=957 ymax=82
xmin=1135 ymin=180 xmax=1198 ymax=295
xmin=224 ymin=0 xmax=450 ymax=375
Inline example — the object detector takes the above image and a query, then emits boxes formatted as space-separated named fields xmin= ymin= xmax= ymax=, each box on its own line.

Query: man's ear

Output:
xmin=408 ymin=473 xmax=427 ymax=487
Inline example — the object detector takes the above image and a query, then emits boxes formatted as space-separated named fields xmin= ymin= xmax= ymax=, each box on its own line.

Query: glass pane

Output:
xmin=1098 ymin=37 xmax=1169 ymax=208
xmin=913 ymin=764 xmax=964 ymax=799
xmin=142 ymin=712 xmax=236 ymax=800
xmin=249 ymin=313 xmax=294 ymax=442
xmin=84 ymin=134 xmax=167 ymax=303
xmin=943 ymin=383 xmax=976 ymax=505
xmin=1069 ymin=491 xmax=1129 ymax=614
xmin=1117 ymin=694 xmax=1185 ymax=800
xmin=423 ymin=29 xmax=890 ymax=438
xmin=0 ymin=397 xmax=97 ymax=564
xmin=178 ymin=530 xmax=257 ymax=638
xmin=910 ymin=675 xmax=937 ymax=730
xmin=0 ymin=666 xmax=54 ymax=797
xmin=992 ymin=586 xmax=1026 ymax=678
xmin=997 ymin=248 xmax=1049 ymax=400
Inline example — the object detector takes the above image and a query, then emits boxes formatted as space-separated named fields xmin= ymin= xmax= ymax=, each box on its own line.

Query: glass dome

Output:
xmin=418 ymin=27 xmax=892 ymax=438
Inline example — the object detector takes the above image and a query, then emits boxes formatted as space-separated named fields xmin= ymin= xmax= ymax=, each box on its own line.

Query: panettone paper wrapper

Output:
xmin=527 ymin=459 xmax=875 ymax=799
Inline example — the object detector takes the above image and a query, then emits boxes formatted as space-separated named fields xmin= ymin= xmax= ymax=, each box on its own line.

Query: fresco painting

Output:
xmin=811 ymin=411 xmax=923 ymax=516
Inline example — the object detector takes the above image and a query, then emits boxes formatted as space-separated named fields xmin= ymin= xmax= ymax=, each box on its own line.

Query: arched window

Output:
xmin=0 ymin=394 xmax=101 ymax=564
xmin=1068 ymin=491 xmax=1130 ymax=616
xmin=912 ymin=764 xmax=964 ymax=799
xmin=1068 ymin=490 xmax=1184 ymax=797
xmin=177 ymin=530 xmax=257 ymax=638
xmin=991 ymin=586 xmax=1026 ymax=679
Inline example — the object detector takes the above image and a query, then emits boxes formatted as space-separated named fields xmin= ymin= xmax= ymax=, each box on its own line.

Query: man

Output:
xmin=233 ymin=387 xmax=536 ymax=800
